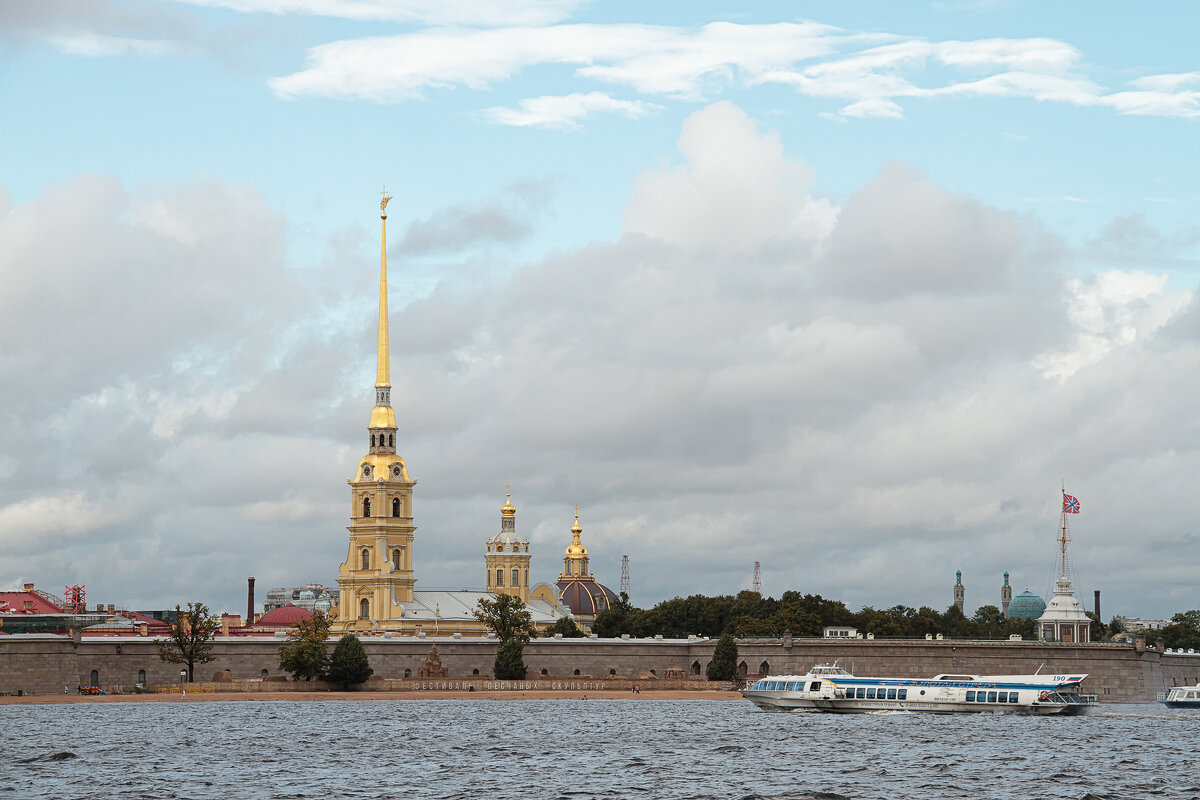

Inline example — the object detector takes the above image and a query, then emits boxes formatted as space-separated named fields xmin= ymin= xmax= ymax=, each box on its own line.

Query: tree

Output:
xmin=542 ymin=616 xmax=585 ymax=638
xmin=706 ymin=632 xmax=738 ymax=681
xmin=157 ymin=602 xmax=218 ymax=682
xmin=972 ymin=605 xmax=1006 ymax=639
xmin=591 ymin=591 xmax=636 ymax=638
xmin=473 ymin=593 xmax=536 ymax=642
xmin=494 ymin=637 xmax=527 ymax=680
xmin=1160 ymin=610 xmax=1200 ymax=650
xmin=326 ymin=634 xmax=372 ymax=688
xmin=279 ymin=610 xmax=331 ymax=681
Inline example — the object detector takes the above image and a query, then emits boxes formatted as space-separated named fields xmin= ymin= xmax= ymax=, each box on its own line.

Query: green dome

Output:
xmin=1008 ymin=589 xmax=1046 ymax=619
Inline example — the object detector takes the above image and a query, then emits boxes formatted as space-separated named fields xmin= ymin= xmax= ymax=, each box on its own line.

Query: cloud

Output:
xmin=623 ymin=101 xmax=836 ymax=250
xmin=3 ymin=103 xmax=1198 ymax=620
xmin=0 ymin=0 xmax=201 ymax=57
xmin=175 ymin=0 xmax=585 ymax=26
xmin=480 ymin=92 xmax=661 ymax=130
xmin=267 ymin=22 xmax=1200 ymax=122
xmin=395 ymin=181 xmax=550 ymax=254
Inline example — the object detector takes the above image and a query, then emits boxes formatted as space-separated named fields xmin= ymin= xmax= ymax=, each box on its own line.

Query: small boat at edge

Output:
xmin=1158 ymin=684 xmax=1200 ymax=709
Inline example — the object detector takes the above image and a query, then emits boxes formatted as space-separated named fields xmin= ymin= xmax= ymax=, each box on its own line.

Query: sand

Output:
xmin=0 ymin=689 xmax=741 ymax=705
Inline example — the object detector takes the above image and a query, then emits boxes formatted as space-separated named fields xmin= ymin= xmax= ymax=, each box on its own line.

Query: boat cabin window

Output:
xmin=866 ymin=688 xmax=876 ymax=699
xmin=1009 ymin=692 xmax=1019 ymax=702
xmin=997 ymin=692 xmax=1008 ymax=703
xmin=987 ymin=691 xmax=998 ymax=702
xmin=967 ymin=691 xmax=976 ymax=701
xmin=887 ymin=688 xmax=897 ymax=699
xmin=856 ymin=688 xmax=866 ymax=699
xmin=810 ymin=681 xmax=821 ymax=691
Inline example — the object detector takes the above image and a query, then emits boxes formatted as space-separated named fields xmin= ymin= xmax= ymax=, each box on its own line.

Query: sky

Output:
xmin=1 ymin=1 xmax=1198 ymax=622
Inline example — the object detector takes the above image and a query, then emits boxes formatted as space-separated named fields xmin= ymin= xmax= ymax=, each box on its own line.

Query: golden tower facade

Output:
xmin=560 ymin=509 xmax=590 ymax=579
xmin=484 ymin=490 xmax=531 ymax=603
xmin=335 ymin=192 xmax=418 ymax=631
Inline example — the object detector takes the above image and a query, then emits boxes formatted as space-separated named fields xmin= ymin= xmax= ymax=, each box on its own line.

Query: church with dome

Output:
xmin=529 ymin=510 xmax=619 ymax=627
xmin=328 ymin=194 xmax=584 ymax=636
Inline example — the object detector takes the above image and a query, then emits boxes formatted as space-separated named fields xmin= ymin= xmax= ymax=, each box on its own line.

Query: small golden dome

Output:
xmin=501 ymin=488 xmax=516 ymax=517
xmin=564 ymin=509 xmax=588 ymax=557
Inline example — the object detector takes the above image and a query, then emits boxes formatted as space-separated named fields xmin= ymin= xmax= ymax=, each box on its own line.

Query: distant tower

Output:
xmin=485 ymin=487 xmax=531 ymax=603
xmin=1001 ymin=571 xmax=1012 ymax=617
xmin=620 ymin=555 xmax=630 ymax=596
xmin=953 ymin=570 xmax=965 ymax=612
xmin=752 ymin=562 xmax=762 ymax=596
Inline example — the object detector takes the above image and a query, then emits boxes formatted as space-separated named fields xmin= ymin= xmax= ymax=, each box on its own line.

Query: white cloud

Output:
xmin=623 ymin=101 xmax=836 ymax=249
xmin=267 ymin=21 xmax=1200 ymax=122
xmin=47 ymin=32 xmax=196 ymax=57
xmin=480 ymin=92 xmax=660 ymax=130
xmin=175 ymin=0 xmax=584 ymax=26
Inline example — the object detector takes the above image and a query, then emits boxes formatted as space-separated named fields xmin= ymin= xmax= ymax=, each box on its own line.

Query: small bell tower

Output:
xmin=484 ymin=487 xmax=531 ymax=603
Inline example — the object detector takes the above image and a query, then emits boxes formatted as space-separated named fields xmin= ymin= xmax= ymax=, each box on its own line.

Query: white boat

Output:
xmin=743 ymin=668 xmax=1095 ymax=715
xmin=1158 ymin=684 xmax=1200 ymax=709
xmin=741 ymin=663 xmax=855 ymax=711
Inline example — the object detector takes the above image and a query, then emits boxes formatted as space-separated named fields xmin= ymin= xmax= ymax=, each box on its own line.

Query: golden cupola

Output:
xmin=560 ymin=508 xmax=590 ymax=579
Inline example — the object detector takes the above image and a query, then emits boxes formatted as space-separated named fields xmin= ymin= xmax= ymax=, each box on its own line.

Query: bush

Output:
xmin=706 ymin=632 xmax=738 ymax=681
xmin=494 ymin=637 xmax=527 ymax=680
xmin=326 ymin=634 xmax=372 ymax=688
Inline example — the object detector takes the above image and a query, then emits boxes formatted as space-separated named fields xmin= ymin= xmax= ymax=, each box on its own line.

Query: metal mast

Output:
xmin=620 ymin=555 xmax=630 ymax=595
xmin=752 ymin=561 xmax=762 ymax=596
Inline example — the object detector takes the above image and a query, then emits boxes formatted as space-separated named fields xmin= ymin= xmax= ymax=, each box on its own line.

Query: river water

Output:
xmin=2 ymin=700 xmax=1196 ymax=799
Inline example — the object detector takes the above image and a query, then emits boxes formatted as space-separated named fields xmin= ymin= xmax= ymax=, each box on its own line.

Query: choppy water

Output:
xmin=2 ymin=700 xmax=1197 ymax=799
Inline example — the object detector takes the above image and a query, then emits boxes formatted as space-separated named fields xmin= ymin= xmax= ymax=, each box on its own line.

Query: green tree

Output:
xmin=706 ymin=631 xmax=738 ymax=681
xmin=542 ymin=616 xmax=586 ymax=638
xmin=279 ymin=610 xmax=331 ymax=681
xmin=590 ymin=591 xmax=636 ymax=638
xmin=972 ymin=605 xmax=1006 ymax=639
xmin=494 ymin=637 xmax=527 ymax=680
xmin=325 ymin=634 xmax=372 ymax=688
xmin=474 ymin=593 xmax=536 ymax=642
xmin=157 ymin=602 xmax=218 ymax=682
xmin=1160 ymin=610 xmax=1200 ymax=650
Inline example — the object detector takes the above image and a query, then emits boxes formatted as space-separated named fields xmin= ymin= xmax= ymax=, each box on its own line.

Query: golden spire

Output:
xmin=377 ymin=186 xmax=392 ymax=389
xmin=501 ymin=483 xmax=516 ymax=517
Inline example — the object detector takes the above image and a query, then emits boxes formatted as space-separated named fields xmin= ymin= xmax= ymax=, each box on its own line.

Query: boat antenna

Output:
xmin=1035 ymin=662 xmax=1045 ymax=674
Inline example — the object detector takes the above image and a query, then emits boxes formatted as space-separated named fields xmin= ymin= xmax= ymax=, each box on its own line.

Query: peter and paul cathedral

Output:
xmin=331 ymin=193 xmax=569 ymax=635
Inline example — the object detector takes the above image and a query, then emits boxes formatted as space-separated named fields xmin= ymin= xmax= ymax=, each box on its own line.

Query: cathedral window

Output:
xmin=362 ymin=497 xmax=371 ymax=517
xmin=392 ymin=497 xmax=400 ymax=517
xmin=359 ymin=598 xmax=369 ymax=619
xmin=496 ymin=569 xmax=504 ymax=587
xmin=392 ymin=549 xmax=400 ymax=569
xmin=361 ymin=549 xmax=370 ymax=570
xmin=371 ymin=435 xmax=376 ymax=447
xmin=512 ymin=569 xmax=519 ymax=587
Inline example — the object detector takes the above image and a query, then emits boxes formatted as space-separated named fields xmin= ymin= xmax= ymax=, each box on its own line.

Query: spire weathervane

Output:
xmin=380 ymin=185 xmax=392 ymax=216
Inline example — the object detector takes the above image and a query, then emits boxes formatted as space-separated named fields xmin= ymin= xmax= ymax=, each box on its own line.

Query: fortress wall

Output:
xmin=2 ymin=635 xmax=1194 ymax=701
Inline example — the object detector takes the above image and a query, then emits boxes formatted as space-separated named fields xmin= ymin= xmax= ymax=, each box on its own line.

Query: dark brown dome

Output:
xmin=556 ymin=579 xmax=619 ymax=618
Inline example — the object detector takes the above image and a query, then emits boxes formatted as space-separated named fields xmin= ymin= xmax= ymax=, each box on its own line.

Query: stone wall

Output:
xmin=2 ymin=634 xmax=1196 ymax=701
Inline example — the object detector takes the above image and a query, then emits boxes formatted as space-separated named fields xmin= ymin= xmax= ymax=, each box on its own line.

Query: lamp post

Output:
xmin=180 ymin=668 xmax=187 ymax=685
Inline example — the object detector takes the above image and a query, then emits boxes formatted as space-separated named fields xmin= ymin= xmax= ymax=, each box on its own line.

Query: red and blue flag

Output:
xmin=1063 ymin=493 xmax=1080 ymax=514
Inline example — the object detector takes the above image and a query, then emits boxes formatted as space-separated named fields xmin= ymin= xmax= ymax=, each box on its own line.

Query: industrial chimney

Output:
xmin=1094 ymin=589 xmax=1101 ymax=621
xmin=247 ymin=577 xmax=256 ymax=624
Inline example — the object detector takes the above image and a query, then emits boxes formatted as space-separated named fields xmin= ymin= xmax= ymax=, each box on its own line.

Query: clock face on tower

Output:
xmin=391 ymin=465 xmax=402 ymax=479
xmin=361 ymin=464 xmax=371 ymax=479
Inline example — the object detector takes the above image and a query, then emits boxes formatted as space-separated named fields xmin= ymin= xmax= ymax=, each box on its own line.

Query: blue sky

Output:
xmin=1 ymin=1 xmax=1197 ymax=620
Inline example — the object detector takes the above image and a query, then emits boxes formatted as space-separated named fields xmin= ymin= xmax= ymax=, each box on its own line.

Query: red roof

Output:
xmin=0 ymin=591 xmax=63 ymax=615
xmin=255 ymin=604 xmax=313 ymax=627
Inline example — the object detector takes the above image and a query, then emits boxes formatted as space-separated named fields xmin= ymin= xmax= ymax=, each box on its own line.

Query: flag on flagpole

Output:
xmin=1063 ymin=493 xmax=1080 ymax=514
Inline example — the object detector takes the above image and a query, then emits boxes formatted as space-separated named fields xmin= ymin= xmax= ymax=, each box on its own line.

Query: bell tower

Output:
xmin=335 ymin=190 xmax=418 ymax=631
xmin=484 ymin=487 xmax=531 ymax=603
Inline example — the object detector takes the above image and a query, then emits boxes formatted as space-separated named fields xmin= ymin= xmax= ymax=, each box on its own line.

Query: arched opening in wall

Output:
xmin=389 ymin=434 xmax=393 ymax=447
xmin=404 ymin=668 xmax=412 ymax=678
xmin=137 ymin=669 xmax=146 ymax=685
xmin=224 ymin=668 xmax=232 ymax=680
xmin=691 ymin=660 xmax=701 ymax=676
xmin=361 ymin=549 xmax=370 ymax=570
xmin=362 ymin=497 xmax=371 ymax=517
xmin=392 ymin=549 xmax=400 ymax=570
xmin=90 ymin=669 xmax=99 ymax=686
xmin=649 ymin=669 xmax=657 ymax=677
xmin=609 ymin=668 xmax=617 ymax=675
xmin=737 ymin=661 xmax=748 ymax=676
xmin=472 ymin=668 xmax=480 ymax=675
xmin=392 ymin=498 xmax=400 ymax=517
xmin=261 ymin=669 xmax=268 ymax=677
xmin=371 ymin=435 xmax=376 ymax=447
xmin=541 ymin=668 xmax=549 ymax=675
xmin=359 ymin=598 xmax=369 ymax=619
xmin=573 ymin=669 xmax=581 ymax=676
xmin=759 ymin=661 xmax=770 ymax=674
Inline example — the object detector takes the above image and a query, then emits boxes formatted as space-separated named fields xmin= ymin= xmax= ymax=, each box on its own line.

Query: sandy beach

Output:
xmin=0 ymin=689 xmax=741 ymax=705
